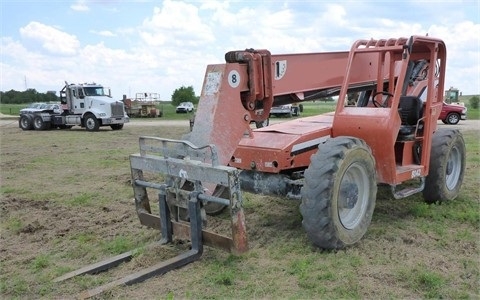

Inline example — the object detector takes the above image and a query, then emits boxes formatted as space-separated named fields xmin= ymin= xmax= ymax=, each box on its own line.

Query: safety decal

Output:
xmin=205 ymin=72 xmax=221 ymax=95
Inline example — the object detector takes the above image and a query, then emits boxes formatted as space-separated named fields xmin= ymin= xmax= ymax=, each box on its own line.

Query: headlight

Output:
xmin=99 ymin=113 xmax=106 ymax=117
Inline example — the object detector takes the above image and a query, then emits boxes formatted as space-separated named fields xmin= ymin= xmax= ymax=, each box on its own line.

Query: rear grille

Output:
xmin=111 ymin=102 xmax=125 ymax=117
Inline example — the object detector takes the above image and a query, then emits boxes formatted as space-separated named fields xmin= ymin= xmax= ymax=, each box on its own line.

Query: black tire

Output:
xmin=84 ymin=114 xmax=100 ymax=131
xmin=176 ymin=182 xmax=228 ymax=218
xmin=445 ymin=113 xmax=460 ymax=125
xmin=110 ymin=124 xmax=124 ymax=130
xmin=204 ymin=185 xmax=229 ymax=215
xmin=292 ymin=107 xmax=300 ymax=116
xmin=19 ymin=114 xmax=33 ymax=130
xmin=33 ymin=115 xmax=49 ymax=130
xmin=423 ymin=129 xmax=466 ymax=204
xmin=300 ymin=137 xmax=377 ymax=250
xmin=255 ymin=118 xmax=269 ymax=128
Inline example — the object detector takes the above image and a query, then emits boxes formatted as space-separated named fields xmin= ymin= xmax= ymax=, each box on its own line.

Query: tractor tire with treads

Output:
xmin=300 ymin=137 xmax=377 ymax=250
xmin=423 ymin=129 xmax=465 ymax=203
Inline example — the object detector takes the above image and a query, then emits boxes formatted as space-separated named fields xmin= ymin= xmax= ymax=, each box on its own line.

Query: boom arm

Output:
xmin=188 ymin=45 xmax=402 ymax=167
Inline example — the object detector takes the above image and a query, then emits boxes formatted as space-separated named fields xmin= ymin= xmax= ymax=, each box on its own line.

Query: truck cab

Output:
xmin=59 ymin=82 xmax=129 ymax=131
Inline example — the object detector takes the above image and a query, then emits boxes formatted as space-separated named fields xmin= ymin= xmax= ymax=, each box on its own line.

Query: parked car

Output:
xmin=269 ymin=104 xmax=301 ymax=118
xmin=20 ymin=103 xmax=47 ymax=114
xmin=439 ymin=102 xmax=467 ymax=125
xmin=20 ymin=103 xmax=62 ymax=115
xmin=176 ymin=102 xmax=194 ymax=113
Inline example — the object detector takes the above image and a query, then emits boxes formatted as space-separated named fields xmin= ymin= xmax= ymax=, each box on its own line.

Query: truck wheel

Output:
xmin=300 ymin=137 xmax=377 ymax=250
xmin=255 ymin=118 xmax=269 ymax=128
xmin=84 ymin=114 xmax=100 ymax=131
xmin=33 ymin=115 xmax=48 ymax=130
xmin=110 ymin=124 xmax=124 ymax=130
xmin=19 ymin=114 xmax=33 ymax=130
xmin=423 ymin=129 xmax=465 ymax=203
xmin=445 ymin=112 xmax=460 ymax=125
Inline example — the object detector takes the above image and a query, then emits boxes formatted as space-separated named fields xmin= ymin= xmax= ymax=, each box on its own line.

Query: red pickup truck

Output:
xmin=439 ymin=102 xmax=467 ymax=125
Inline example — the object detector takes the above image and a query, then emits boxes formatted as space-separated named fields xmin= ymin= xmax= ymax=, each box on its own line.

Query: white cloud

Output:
xmin=90 ymin=30 xmax=117 ymax=37
xmin=1 ymin=1 xmax=479 ymax=98
xmin=19 ymin=22 xmax=80 ymax=56
xmin=71 ymin=0 xmax=89 ymax=12
xmin=139 ymin=0 xmax=215 ymax=47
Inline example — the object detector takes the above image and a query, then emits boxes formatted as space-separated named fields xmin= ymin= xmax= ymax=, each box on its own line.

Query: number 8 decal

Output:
xmin=228 ymin=70 xmax=240 ymax=88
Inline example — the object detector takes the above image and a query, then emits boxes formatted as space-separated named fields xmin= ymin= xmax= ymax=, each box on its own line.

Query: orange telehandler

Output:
xmin=56 ymin=36 xmax=466 ymax=297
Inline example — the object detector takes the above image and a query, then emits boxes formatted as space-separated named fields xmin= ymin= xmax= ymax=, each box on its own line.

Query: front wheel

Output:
xmin=423 ymin=129 xmax=465 ymax=203
xmin=84 ymin=114 xmax=100 ymax=131
xmin=445 ymin=113 xmax=460 ymax=125
xmin=300 ymin=137 xmax=377 ymax=250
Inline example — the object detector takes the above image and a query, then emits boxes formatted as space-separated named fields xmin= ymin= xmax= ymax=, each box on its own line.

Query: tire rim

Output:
xmin=449 ymin=114 xmax=459 ymax=124
xmin=21 ymin=118 xmax=28 ymax=128
xmin=445 ymin=145 xmax=461 ymax=190
xmin=338 ymin=162 xmax=369 ymax=230
xmin=86 ymin=118 xmax=94 ymax=129
xmin=34 ymin=118 xmax=42 ymax=128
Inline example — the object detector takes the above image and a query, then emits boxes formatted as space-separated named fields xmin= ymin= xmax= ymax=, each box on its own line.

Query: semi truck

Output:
xmin=19 ymin=82 xmax=129 ymax=131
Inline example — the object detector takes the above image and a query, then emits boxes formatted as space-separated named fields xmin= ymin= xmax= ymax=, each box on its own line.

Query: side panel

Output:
xmin=187 ymin=64 xmax=251 ymax=166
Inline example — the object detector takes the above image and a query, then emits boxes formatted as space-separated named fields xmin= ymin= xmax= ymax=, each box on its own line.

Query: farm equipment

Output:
xmin=19 ymin=82 xmax=129 ymax=131
xmin=55 ymin=36 xmax=466 ymax=297
xmin=124 ymin=92 xmax=162 ymax=118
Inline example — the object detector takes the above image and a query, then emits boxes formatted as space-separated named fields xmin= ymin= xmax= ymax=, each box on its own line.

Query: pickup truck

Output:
xmin=439 ymin=102 xmax=467 ymax=125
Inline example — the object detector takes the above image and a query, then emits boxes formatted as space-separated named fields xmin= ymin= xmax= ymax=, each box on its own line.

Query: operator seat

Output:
xmin=397 ymin=96 xmax=423 ymax=140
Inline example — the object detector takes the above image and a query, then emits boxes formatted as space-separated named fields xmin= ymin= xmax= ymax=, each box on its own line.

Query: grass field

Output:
xmin=0 ymin=120 xmax=478 ymax=299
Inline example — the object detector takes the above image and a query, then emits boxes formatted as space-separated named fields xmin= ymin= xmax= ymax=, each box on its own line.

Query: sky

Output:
xmin=1 ymin=0 xmax=479 ymax=101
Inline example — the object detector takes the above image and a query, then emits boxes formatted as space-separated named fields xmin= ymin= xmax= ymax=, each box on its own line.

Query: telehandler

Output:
xmin=55 ymin=35 xmax=465 ymax=297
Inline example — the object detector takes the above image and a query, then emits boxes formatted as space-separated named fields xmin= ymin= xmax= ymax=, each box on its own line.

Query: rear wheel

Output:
xmin=423 ymin=129 xmax=465 ymax=203
xmin=84 ymin=114 xmax=100 ymax=131
xmin=33 ymin=115 xmax=49 ymax=130
xmin=255 ymin=118 xmax=269 ymax=128
xmin=300 ymin=137 xmax=377 ymax=249
xmin=19 ymin=114 xmax=33 ymax=130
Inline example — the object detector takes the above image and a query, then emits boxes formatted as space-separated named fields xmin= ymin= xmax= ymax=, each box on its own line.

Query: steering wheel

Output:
xmin=371 ymin=91 xmax=394 ymax=107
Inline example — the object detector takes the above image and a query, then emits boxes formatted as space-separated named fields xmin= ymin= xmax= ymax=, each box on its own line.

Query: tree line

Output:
xmin=0 ymin=89 xmax=59 ymax=104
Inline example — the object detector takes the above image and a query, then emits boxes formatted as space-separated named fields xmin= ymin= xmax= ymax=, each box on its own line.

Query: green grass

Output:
xmin=0 ymin=120 xmax=478 ymax=299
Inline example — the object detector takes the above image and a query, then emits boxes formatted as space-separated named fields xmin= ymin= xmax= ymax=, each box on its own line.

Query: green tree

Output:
xmin=0 ymin=89 xmax=59 ymax=104
xmin=469 ymin=96 xmax=479 ymax=109
xmin=171 ymin=86 xmax=198 ymax=107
